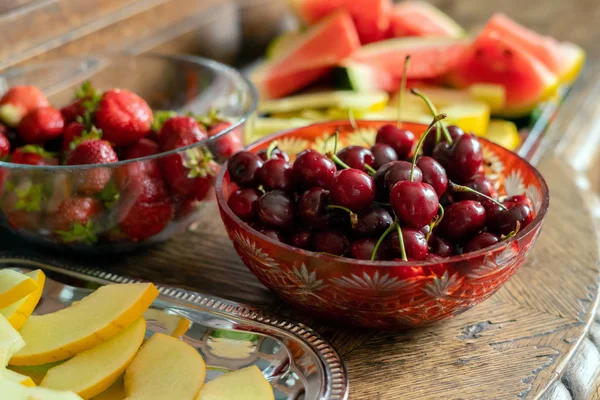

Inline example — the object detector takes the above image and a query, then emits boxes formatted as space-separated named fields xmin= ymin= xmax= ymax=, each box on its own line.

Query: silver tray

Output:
xmin=0 ymin=255 xmax=349 ymax=400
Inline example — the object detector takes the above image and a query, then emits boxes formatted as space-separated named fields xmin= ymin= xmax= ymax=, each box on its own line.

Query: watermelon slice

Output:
xmin=290 ymin=0 xmax=392 ymax=44
xmin=448 ymin=30 xmax=559 ymax=117
xmin=334 ymin=63 xmax=401 ymax=92
xmin=389 ymin=1 xmax=464 ymax=38
xmin=345 ymin=37 xmax=470 ymax=79
xmin=252 ymin=11 xmax=360 ymax=99
xmin=485 ymin=14 xmax=585 ymax=84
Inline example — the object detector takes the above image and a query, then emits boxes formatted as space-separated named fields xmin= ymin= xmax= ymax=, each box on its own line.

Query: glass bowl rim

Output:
xmin=0 ymin=54 xmax=258 ymax=170
xmin=215 ymin=120 xmax=550 ymax=268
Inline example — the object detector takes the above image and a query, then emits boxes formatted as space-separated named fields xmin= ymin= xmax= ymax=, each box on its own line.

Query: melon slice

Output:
xmin=346 ymin=37 xmax=470 ymax=80
xmin=485 ymin=119 xmax=521 ymax=151
xmin=90 ymin=376 xmax=125 ymax=400
xmin=41 ymin=317 xmax=146 ymax=399
xmin=0 ymin=269 xmax=39 ymax=309
xmin=389 ymin=1 xmax=464 ymax=38
xmin=0 ymin=314 xmax=24 ymax=366
xmin=4 ymin=368 xmax=36 ymax=387
xmin=10 ymin=283 xmax=158 ymax=366
xmin=486 ymin=14 xmax=585 ymax=84
xmin=290 ymin=0 xmax=392 ymax=44
xmin=0 ymin=378 xmax=83 ymax=400
xmin=448 ymin=30 xmax=559 ymax=117
xmin=124 ymin=333 xmax=206 ymax=400
xmin=252 ymin=11 xmax=360 ymax=98
xmin=9 ymin=361 xmax=65 ymax=386
xmin=1 ymin=269 xmax=45 ymax=330
xmin=258 ymin=91 xmax=388 ymax=114
xmin=196 ymin=366 xmax=274 ymax=400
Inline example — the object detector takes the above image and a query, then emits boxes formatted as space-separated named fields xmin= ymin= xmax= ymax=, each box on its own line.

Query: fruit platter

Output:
xmin=0 ymin=256 xmax=347 ymax=399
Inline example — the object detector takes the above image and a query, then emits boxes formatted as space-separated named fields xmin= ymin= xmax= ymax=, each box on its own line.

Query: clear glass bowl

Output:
xmin=0 ymin=55 xmax=257 ymax=253
xmin=216 ymin=121 xmax=550 ymax=329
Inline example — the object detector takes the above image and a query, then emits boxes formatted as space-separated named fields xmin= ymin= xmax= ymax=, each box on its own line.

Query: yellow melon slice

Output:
xmin=0 ymin=314 xmax=25 ymax=366
xmin=1 ymin=269 xmax=46 ymax=329
xmin=9 ymin=361 xmax=65 ymax=386
xmin=124 ymin=333 xmax=206 ymax=400
xmin=143 ymin=309 xmax=191 ymax=338
xmin=0 ymin=378 xmax=83 ymax=400
xmin=0 ymin=269 xmax=39 ymax=309
xmin=196 ymin=366 xmax=274 ymax=400
xmin=41 ymin=317 xmax=146 ymax=399
xmin=10 ymin=283 xmax=158 ymax=366
xmin=4 ymin=368 xmax=36 ymax=387
xmin=90 ymin=376 xmax=126 ymax=400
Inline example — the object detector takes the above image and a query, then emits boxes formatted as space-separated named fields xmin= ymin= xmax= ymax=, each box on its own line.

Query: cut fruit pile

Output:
xmin=251 ymin=1 xmax=584 ymax=150
xmin=0 ymin=269 xmax=275 ymax=400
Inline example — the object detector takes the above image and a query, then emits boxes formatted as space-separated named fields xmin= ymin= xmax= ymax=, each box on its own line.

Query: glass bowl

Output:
xmin=0 ymin=55 xmax=257 ymax=253
xmin=216 ymin=121 xmax=550 ymax=329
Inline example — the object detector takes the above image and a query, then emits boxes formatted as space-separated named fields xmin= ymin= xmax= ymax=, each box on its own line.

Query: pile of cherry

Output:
xmin=227 ymin=114 xmax=535 ymax=261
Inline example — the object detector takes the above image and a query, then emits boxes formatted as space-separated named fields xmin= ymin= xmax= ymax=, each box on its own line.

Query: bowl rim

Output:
xmin=0 ymin=54 xmax=258 ymax=170
xmin=216 ymin=120 xmax=550 ymax=268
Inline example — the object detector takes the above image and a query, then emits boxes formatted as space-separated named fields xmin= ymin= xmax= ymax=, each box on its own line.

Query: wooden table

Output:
xmin=3 ymin=0 xmax=600 ymax=399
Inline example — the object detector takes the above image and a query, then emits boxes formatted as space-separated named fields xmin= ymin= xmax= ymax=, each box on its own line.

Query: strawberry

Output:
xmin=11 ymin=145 xmax=58 ymax=166
xmin=95 ymin=89 xmax=153 ymax=146
xmin=207 ymin=121 xmax=242 ymax=160
xmin=60 ymin=100 xmax=85 ymax=124
xmin=66 ymin=140 xmax=118 ymax=194
xmin=123 ymin=137 xmax=159 ymax=160
xmin=62 ymin=123 xmax=102 ymax=154
xmin=3 ymin=180 xmax=44 ymax=230
xmin=0 ymin=85 xmax=49 ymax=127
xmin=0 ymin=130 xmax=10 ymax=159
xmin=115 ymin=138 xmax=162 ymax=189
xmin=158 ymin=116 xmax=207 ymax=149
xmin=49 ymin=197 xmax=102 ymax=244
xmin=17 ymin=107 xmax=65 ymax=144
xmin=61 ymin=81 xmax=102 ymax=124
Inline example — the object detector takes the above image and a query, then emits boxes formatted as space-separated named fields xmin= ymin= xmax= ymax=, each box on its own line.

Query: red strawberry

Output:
xmin=158 ymin=116 xmax=207 ymax=150
xmin=62 ymin=123 xmax=102 ymax=154
xmin=66 ymin=140 xmax=118 ymax=194
xmin=95 ymin=89 xmax=153 ymax=146
xmin=115 ymin=138 xmax=162 ymax=189
xmin=60 ymin=100 xmax=85 ymax=124
xmin=207 ymin=121 xmax=242 ymax=160
xmin=61 ymin=81 xmax=101 ymax=124
xmin=123 ymin=137 xmax=159 ymax=160
xmin=11 ymin=145 xmax=58 ymax=166
xmin=18 ymin=107 xmax=65 ymax=144
xmin=0 ymin=85 xmax=49 ymax=126
xmin=0 ymin=131 xmax=10 ymax=158
xmin=49 ymin=197 xmax=102 ymax=244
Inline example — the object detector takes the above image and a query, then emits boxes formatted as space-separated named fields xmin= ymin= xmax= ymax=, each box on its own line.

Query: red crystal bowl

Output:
xmin=216 ymin=121 xmax=550 ymax=328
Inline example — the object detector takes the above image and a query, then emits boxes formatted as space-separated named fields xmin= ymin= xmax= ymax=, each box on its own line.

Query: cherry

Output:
xmin=257 ymin=147 xmax=289 ymax=161
xmin=228 ymin=151 xmax=263 ymax=187
xmin=384 ymin=161 xmax=422 ymax=193
xmin=417 ymin=156 xmax=448 ymax=198
xmin=429 ymin=236 xmax=454 ymax=257
xmin=423 ymin=124 xmax=464 ymax=155
xmin=487 ymin=195 xmax=534 ymax=236
xmin=438 ymin=200 xmax=486 ymax=241
xmin=227 ymin=188 xmax=262 ymax=221
xmin=350 ymin=238 xmax=385 ymax=260
xmin=354 ymin=205 xmax=393 ymax=237
xmin=313 ymin=231 xmax=349 ymax=256
xmin=298 ymin=187 xmax=345 ymax=229
xmin=446 ymin=134 xmax=483 ymax=183
xmin=259 ymin=228 xmax=285 ymax=243
xmin=337 ymin=145 xmax=375 ymax=171
xmin=390 ymin=181 xmax=438 ymax=229
xmin=329 ymin=169 xmax=375 ymax=212
xmin=293 ymin=149 xmax=336 ymax=189
xmin=375 ymin=124 xmax=415 ymax=159
xmin=455 ymin=175 xmax=497 ymax=206
xmin=258 ymin=158 xmax=295 ymax=192
xmin=371 ymin=143 xmax=398 ymax=169
xmin=257 ymin=191 xmax=295 ymax=229
xmin=374 ymin=161 xmax=398 ymax=200
xmin=464 ymin=232 xmax=500 ymax=253
xmin=389 ymin=228 xmax=428 ymax=260
xmin=289 ymin=229 xmax=313 ymax=250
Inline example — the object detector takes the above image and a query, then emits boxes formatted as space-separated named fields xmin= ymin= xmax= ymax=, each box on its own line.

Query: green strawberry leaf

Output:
xmin=56 ymin=221 xmax=97 ymax=245
xmin=69 ymin=126 xmax=102 ymax=151
xmin=98 ymin=181 xmax=120 ymax=209
xmin=19 ymin=145 xmax=57 ymax=159
xmin=151 ymin=110 xmax=178 ymax=132
xmin=14 ymin=183 xmax=43 ymax=212
xmin=183 ymin=146 xmax=216 ymax=179
xmin=4 ymin=180 xmax=15 ymax=192
xmin=193 ymin=107 xmax=223 ymax=127
xmin=75 ymin=81 xmax=102 ymax=130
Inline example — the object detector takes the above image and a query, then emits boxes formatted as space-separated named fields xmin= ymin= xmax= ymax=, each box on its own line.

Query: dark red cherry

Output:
xmin=438 ymin=200 xmax=486 ymax=241
xmin=228 ymin=151 xmax=263 ymax=187
xmin=423 ymin=124 xmax=464 ymax=156
xmin=227 ymin=188 xmax=262 ymax=221
xmin=354 ymin=205 xmax=393 ymax=237
xmin=429 ymin=236 xmax=454 ymax=257
xmin=298 ymin=187 xmax=331 ymax=229
xmin=259 ymin=228 xmax=285 ymax=242
xmin=258 ymin=158 xmax=295 ymax=191
xmin=455 ymin=175 xmax=497 ymax=206
xmin=390 ymin=181 xmax=438 ymax=229
xmin=336 ymin=146 xmax=375 ymax=171
xmin=257 ymin=147 xmax=289 ymax=161
xmin=389 ymin=228 xmax=429 ymax=260
xmin=384 ymin=161 xmax=422 ymax=193
xmin=293 ymin=149 xmax=336 ymax=189
xmin=487 ymin=195 xmax=534 ymax=235
xmin=447 ymin=134 xmax=483 ymax=183
xmin=350 ymin=238 xmax=384 ymax=260
xmin=313 ymin=231 xmax=349 ymax=256
xmin=329 ymin=169 xmax=375 ymax=212
xmin=371 ymin=143 xmax=398 ymax=169
xmin=417 ymin=156 xmax=447 ymax=198
xmin=464 ymin=232 xmax=500 ymax=253
xmin=374 ymin=161 xmax=398 ymax=200
xmin=289 ymin=229 xmax=313 ymax=250
xmin=376 ymin=124 xmax=415 ymax=159
xmin=257 ymin=191 xmax=295 ymax=229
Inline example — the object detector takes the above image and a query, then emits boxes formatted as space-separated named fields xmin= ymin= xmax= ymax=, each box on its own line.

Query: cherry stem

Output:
xmin=448 ymin=182 xmax=508 ymax=210
xmin=502 ymin=220 xmax=521 ymax=240
xmin=266 ymin=140 xmax=278 ymax=160
xmin=332 ymin=129 xmax=339 ymax=154
xmin=395 ymin=223 xmax=408 ymax=261
xmin=371 ymin=222 xmax=396 ymax=261
xmin=327 ymin=204 xmax=358 ymax=228
xmin=397 ymin=55 xmax=411 ymax=128
xmin=425 ymin=204 xmax=444 ymax=242
xmin=364 ymin=164 xmax=377 ymax=175
xmin=327 ymin=152 xmax=352 ymax=171
xmin=410 ymin=89 xmax=453 ymax=145
xmin=409 ymin=113 xmax=447 ymax=182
